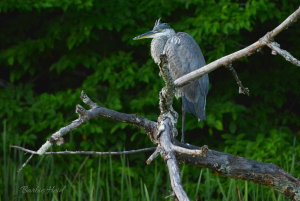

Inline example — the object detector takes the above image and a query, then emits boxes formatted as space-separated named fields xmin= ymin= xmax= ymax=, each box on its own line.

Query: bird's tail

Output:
xmin=182 ymin=75 xmax=209 ymax=121
xmin=182 ymin=95 xmax=206 ymax=121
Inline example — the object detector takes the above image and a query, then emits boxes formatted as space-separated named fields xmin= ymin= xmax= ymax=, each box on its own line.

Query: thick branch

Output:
xmin=15 ymin=139 xmax=300 ymax=201
xmin=87 ymin=106 xmax=157 ymax=138
xmin=158 ymin=54 xmax=176 ymax=114
xmin=159 ymin=118 xmax=189 ymax=201
xmin=176 ymin=143 xmax=300 ymax=201
xmin=157 ymin=54 xmax=189 ymax=200
xmin=174 ymin=6 xmax=300 ymax=87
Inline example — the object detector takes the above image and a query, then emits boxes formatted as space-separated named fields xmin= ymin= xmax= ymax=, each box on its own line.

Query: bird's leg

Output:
xmin=181 ymin=105 xmax=186 ymax=143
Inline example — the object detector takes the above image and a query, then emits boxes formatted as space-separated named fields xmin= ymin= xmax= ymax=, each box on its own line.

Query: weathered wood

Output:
xmin=176 ymin=143 xmax=300 ymax=201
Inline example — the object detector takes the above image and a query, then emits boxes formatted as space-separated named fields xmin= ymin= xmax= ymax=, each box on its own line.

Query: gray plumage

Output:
xmin=133 ymin=19 xmax=209 ymax=142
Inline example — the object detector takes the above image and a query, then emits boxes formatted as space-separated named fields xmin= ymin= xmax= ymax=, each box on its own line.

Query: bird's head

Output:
xmin=133 ymin=19 xmax=175 ymax=40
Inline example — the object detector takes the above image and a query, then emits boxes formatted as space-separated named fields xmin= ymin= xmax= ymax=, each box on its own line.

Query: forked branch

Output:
xmin=174 ymin=6 xmax=300 ymax=87
xmin=35 ymin=91 xmax=157 ymax=156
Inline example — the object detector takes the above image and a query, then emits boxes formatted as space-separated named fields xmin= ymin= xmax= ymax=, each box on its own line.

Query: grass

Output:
xmin=1 ymin=121 xmax=297 ymax=201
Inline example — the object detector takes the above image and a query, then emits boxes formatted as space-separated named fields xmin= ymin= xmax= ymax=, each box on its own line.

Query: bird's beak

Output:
xmin=133 ymin=30 xmax=157 ymax=40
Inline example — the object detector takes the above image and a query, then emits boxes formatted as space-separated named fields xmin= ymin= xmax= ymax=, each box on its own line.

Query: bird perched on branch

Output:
xmin=133 ymin=19 xmax=209 ymax=142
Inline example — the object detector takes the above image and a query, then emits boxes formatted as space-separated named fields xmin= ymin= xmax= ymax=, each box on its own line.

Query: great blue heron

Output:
xmin=133 ymin=19 xmax=209 ymax=142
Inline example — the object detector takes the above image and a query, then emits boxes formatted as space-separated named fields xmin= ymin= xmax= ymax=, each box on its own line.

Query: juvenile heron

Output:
xmin=133 ymin=19 xmax=209 ymax=142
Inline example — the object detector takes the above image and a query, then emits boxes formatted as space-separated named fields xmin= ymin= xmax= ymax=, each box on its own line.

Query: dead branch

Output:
xmin=146 ymin=147 xmax=161 ymax=164
xmin=11 ymin=146 xmax=155 ymax=156
xmin=267 ymin=42 xmax=300 ymax=66
xmin=14 ymin=90 xmax=300 ymax=200
xmin=17 ymin=91 xmax=157 ymax=171
xmin=174 ymin=6 xmax=300 ymax=87
xmin=155 ymin=55 xmax=190 ymax=200
xmin=171 ymin=144 xmax=208 ymax=156
xmin=36 ymin=91 xmax=157 ymax=156
xmin=226 ymin=64 xmax=250 ymax=96
xmin=175 ymin=143 xmax=300 ymax=200
xmin=159 ymin=117 xmax=189 ymax=201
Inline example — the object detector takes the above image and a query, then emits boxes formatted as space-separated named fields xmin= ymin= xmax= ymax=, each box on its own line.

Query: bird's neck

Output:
xmin=150 ymin=36 xmax=169 ymax=64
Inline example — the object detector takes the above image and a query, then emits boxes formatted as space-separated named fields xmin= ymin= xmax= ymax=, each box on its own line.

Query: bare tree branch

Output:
xmin=17 ymin=91 xmax=157 ymax=171
xmin=174 ymin=6 xmax=300 ymax=87
xmin=87 ymin=103 xmax=157 ymax=137
xmin=80 ymin=91 xmax=98 ymax=108
xmin=175 ymin=143 xmax=300 ymax=201
xmin=146 ymin=147 xmax=161 ymax=164
xmin=17 ymin=154 xmax=33 ymax=173
xmin=12 ymin=146 xmax=155 ymax=156
xmin=159 ymin=117 xmax=189 ymax=201
xmin=156 ymin=54 xmax=190 ymax=201
xmin=171 ymin=144 xmax=208 ymax=156
xmin=226 ymin=64 xmax=250 ymax=96
xmin=37 ymin=91 xmax=157 ymax=156
xmin=267 ymin=42 xmax=300 ymax=67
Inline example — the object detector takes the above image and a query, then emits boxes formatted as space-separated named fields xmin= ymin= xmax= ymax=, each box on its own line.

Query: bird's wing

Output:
xmin=164 ymin=32 xmax=205 ymax=76
xmin=164 ymin=32 xmax=209 ymax=101
xmin=164 ymin=32 xmax=209 ymax=96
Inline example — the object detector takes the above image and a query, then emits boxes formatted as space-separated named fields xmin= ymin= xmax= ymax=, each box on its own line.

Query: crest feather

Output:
xmin=155 ymin=18 xmax=161 ymax=26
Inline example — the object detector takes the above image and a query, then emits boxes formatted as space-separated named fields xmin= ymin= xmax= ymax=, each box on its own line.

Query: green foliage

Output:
xmin=1 ymin=0 xmax=300 ymax=200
